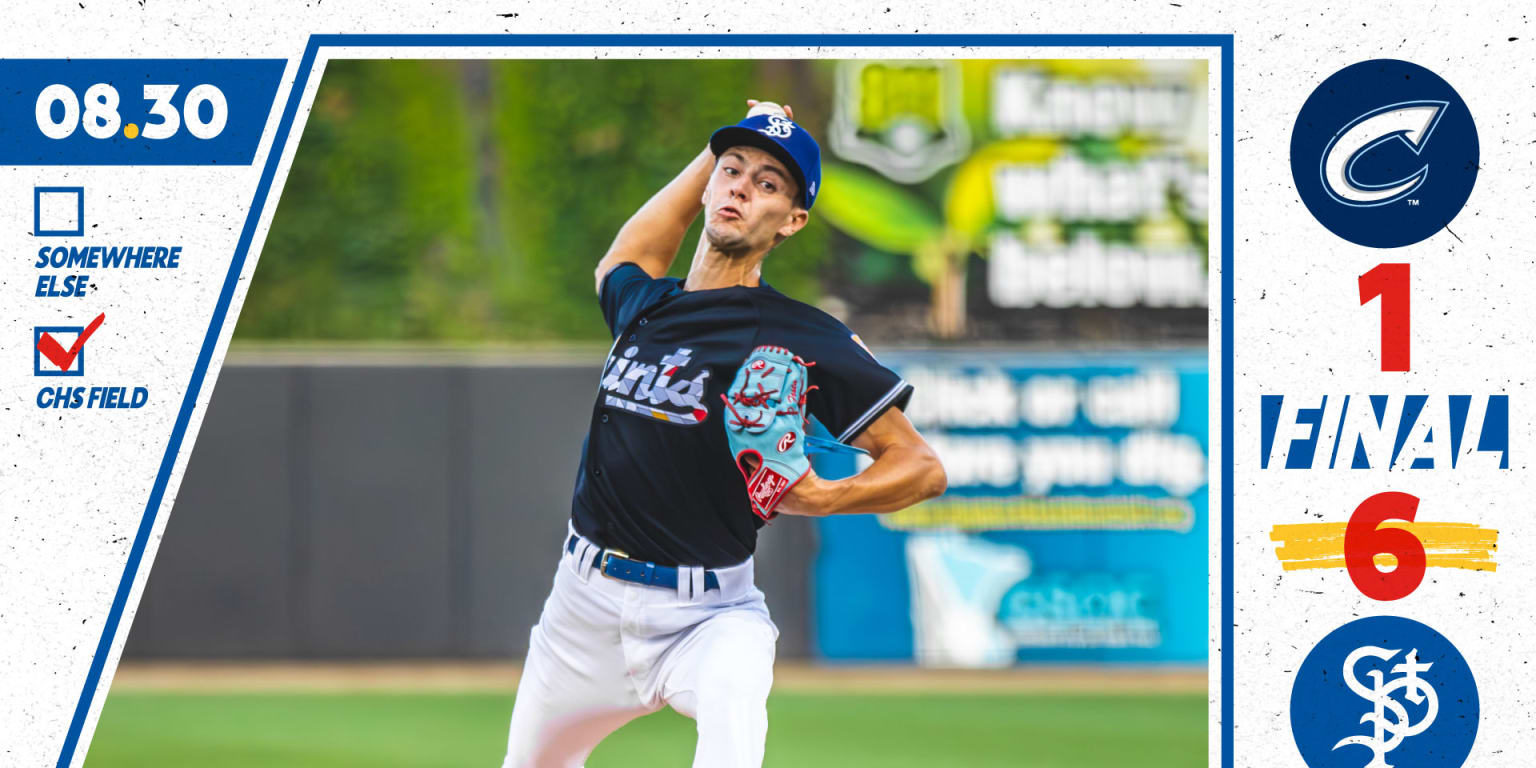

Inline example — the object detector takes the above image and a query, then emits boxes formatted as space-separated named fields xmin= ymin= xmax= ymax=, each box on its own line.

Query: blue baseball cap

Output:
xmin=709 ymin=113 xmax=821 ymax=210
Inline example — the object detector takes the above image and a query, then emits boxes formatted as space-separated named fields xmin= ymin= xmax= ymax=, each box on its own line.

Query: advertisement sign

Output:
xmin=815 ymin=350 xmax=1208 ymax=664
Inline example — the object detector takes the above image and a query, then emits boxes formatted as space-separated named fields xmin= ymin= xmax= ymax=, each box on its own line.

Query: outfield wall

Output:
xmin=125 ymin=356 xmax=816 ymax=660
xmin=126 ymin=349 xmax=1208 ymax=664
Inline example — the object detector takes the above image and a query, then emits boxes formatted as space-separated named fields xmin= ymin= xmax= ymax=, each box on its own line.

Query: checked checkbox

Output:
xmin=34 ymin=313 xmax=105 ymax=377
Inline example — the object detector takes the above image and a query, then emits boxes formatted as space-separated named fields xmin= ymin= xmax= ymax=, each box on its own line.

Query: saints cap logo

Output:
xmin=757 ymin=115 xmax=795 ymax=139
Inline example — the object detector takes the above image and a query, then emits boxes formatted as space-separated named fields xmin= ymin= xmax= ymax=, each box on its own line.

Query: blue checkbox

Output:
xmin=35 ymin=186 xmax=85 ymax=237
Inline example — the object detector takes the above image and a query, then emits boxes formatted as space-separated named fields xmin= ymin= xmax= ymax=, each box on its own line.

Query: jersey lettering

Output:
xmin=602 ymin=345 xmax=712 ymax=424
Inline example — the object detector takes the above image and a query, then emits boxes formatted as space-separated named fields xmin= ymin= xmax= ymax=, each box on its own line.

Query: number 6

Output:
xmin=1344 ymin=491 xmax=1427 ymax=601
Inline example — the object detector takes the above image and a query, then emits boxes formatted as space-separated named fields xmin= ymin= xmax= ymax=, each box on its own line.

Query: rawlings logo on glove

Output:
xmin=721 ymin=345 xmax=818 ymax=520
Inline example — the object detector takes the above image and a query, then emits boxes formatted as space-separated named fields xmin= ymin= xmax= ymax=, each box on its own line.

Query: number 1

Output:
xmin=1359 ymin=263 xmax=1410 ymax=372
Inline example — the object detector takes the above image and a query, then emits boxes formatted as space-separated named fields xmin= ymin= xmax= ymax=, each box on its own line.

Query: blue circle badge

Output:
xmin=1291 ymin=616 xmax=1478 ymax=768
xmin=1290 ymin=59 xmax=1478 ymax=248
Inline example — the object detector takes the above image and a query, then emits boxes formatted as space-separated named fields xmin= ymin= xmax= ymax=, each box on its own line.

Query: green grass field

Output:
xmin=86 ymin=690 xmax=1203 ymax=767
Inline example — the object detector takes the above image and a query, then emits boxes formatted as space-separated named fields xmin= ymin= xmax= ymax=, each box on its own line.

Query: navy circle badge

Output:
xmin=1290 ymin=59 xmax=1478 ymax=248
xmin=1291 ymin=616 xmax=1478 ymax=768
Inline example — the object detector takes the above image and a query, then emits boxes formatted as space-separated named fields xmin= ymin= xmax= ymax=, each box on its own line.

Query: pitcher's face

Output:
xmin=703 ymin=145 xmax=807 ymax=255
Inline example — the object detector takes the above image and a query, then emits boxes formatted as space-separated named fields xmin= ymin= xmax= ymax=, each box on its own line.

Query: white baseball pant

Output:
xmin=501 ymin=525 xmax=778 ymax=768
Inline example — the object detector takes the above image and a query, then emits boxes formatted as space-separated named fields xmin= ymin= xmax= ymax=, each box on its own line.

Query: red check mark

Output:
xmin=37 ymin=313 xmax=105 ymax=372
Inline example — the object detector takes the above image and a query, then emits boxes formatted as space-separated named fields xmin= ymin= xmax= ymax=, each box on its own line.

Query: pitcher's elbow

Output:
xmin=919 ymin=449 xmax=947 ymax=501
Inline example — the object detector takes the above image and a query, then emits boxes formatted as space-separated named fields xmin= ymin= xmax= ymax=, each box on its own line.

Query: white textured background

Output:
xmin=0 ymin=2 xmax=1529 ymax=767
xmin=1230 ymin=6 xmax=1534 ymax=766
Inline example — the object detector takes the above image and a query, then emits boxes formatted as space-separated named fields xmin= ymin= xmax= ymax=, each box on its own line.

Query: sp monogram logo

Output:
xmin=1333 ymin=646 xmax=1438 ymax=767
xmin=1290 ymin=616 xmax=1477 ymax=768
xmin=757 ymin=115 xmax=795 ymax=139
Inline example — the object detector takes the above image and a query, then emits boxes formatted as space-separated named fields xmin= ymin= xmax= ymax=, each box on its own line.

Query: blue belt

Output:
xmin=567 ymin=535 xmax=720 ymax=592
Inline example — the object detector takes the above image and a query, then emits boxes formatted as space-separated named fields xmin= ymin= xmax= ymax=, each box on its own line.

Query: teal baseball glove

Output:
xmin=721 ymin=345 xmax=818 ymax=520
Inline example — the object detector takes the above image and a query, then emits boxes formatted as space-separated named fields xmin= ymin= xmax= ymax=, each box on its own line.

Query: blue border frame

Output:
xmin=54 ymin=34 xmax=1236 ymax=768
xmin=34 ymin=186 xmax=85 ymax=237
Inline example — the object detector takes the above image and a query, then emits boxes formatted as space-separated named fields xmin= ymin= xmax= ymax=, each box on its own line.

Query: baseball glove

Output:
xmin=721 ymin=345 xmax=818 ymax=520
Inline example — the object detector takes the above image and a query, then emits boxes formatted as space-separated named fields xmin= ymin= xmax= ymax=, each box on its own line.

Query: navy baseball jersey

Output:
xmin=570 ymin=262 xmax=913 ymax=568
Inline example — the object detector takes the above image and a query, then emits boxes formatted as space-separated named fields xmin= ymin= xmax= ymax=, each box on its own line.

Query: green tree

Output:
xmin=238 ymin=60 xmax=831 ymax=342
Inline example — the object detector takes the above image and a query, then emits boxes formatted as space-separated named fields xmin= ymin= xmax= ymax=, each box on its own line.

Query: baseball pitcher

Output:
xmin=501 ymin=100 xmax=948 ymax=768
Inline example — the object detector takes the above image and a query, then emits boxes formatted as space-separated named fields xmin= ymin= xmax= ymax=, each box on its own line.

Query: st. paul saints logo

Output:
xmin=1290 ymin=616 xmax=1478 ymax=768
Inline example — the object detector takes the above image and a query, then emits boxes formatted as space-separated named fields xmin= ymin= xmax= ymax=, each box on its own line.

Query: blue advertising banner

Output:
xmin=0 ymin=60 xmax=284 ymax=165
xmin=814 ymin=349 xmax=1208 ymax=664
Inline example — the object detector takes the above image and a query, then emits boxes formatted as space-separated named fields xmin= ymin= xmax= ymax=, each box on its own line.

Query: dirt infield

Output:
xmin=109 ymin=661 xmax=1206 ymax=695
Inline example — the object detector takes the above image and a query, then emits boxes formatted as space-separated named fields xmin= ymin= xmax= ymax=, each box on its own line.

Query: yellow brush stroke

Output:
xmin=1270 ymin=522 xmax=1497 ymax=573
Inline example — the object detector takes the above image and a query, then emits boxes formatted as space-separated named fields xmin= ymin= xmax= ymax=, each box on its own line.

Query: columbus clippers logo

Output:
xmin=601 ymin=345 xmax=711 ymax=425
xmin=1289 ymin=59 xmax=1478 ymax=248
xmin=1320 ymin=101 xmax=1445 ymax=208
